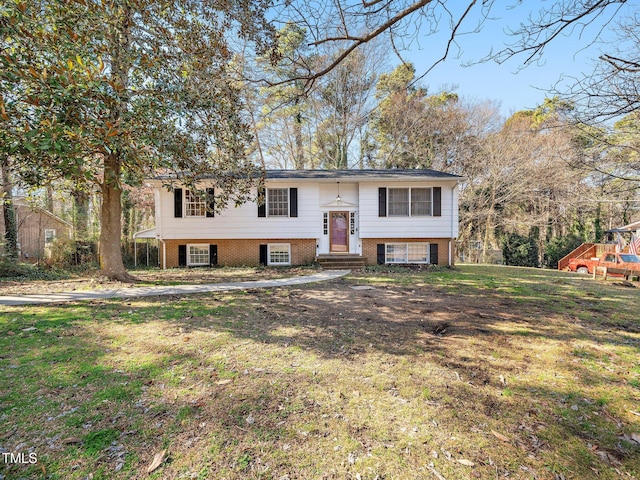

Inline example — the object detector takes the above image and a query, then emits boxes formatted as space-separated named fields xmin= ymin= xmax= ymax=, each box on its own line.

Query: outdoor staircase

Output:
xmin=316 ymin=254 xmax=367 ymax=270
xmin=557 ymin=243 xmax=617 ymax=270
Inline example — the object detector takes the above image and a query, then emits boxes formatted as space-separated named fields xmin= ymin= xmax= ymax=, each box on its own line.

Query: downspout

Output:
xmin=163 ymin=241 xmax=166 ymax=270
xmin=451 ymin=182 xmax=459 ymax=266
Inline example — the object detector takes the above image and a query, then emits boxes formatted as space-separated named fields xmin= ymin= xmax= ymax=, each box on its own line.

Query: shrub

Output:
xmin=46 ymin=239 xmax=98 ymax=269
xmin=502 ymin=233 xmax=539 ymax=267
xmin=544 ymin=234 xmax=584 ymax=268
xmin=0 ymin=259 xmax=68 ymax=281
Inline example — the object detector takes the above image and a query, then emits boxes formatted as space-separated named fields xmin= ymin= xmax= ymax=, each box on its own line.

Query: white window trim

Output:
xmin=387 ymin=187 xmax=432 ymax=217
xmin=385 ymin=242 xmax=430 ymax=264
xmin=185 ymin=190 xmax=206 ymax=217
xmin=187 ymin=243 xmax=209 ymax=266
xmin=267 ymin=188 xmax=290 ymax=217
xmin=267 ymin=243 xmax=291 ymax=266
xmin=44 ymin=229 xmax=56 ymax=243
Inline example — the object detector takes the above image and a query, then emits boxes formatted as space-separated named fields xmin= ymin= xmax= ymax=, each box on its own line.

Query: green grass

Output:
xmin=0 ymin=264 xmax=638 ymax=479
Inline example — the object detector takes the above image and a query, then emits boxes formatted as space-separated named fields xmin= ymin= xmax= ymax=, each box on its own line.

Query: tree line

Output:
xmin=1 ymin=0 xmax=638 ymax=278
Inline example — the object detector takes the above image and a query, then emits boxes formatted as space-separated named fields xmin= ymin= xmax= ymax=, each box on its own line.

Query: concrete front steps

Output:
xmin=316 ymin=254 xmax=366 ymax=270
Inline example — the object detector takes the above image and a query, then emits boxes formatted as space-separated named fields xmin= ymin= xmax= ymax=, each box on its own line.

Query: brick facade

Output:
xmin=361 ymin=238 xmax=455 ymax=266
xmin=161 ymin=238 xmax=317 ymax=268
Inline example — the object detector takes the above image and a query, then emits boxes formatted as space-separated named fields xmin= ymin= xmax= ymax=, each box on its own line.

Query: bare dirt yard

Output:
xmin=0 ymin=265 xmax=638 ymax=479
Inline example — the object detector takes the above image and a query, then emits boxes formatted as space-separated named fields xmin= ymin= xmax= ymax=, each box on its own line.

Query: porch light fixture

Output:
xmin=336 ymin=182 xmax=342 ymax=204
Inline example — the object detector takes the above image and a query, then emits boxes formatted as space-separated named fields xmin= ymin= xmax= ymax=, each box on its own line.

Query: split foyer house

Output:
xmin=147 ymin=169 xmax=463 ymax=269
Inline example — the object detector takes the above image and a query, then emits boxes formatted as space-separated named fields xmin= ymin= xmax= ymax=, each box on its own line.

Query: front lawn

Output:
xmin=0 ymin=265 xmax=638 ymax=479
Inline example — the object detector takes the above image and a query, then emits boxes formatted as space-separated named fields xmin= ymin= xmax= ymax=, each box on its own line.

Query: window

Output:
xmin=350 ymin=212 xmax=356 ymax=235
xmin=323 ymin=212 xmax=328 ymax=235
xmin=387 ymin=187 xmax=432 ymax=216
xmin=386 ymin=243 xmax=407 ymax=263
xmin=185 ymin=190 xmax=206 ymax=217
xmin=407 ymin=243 xmax=429 ymax=262
xmin=386 ymin=243 xmax=429 ymax=264
xmin=411 ymin=188 xmax=432 ymax=216
xmin=388 ymin=188 xmax=409 ymax=216
xmin=44 ymin=229 xmax=56 ymax=244
xmin=268 ymin=243 xmax=291 ymax=265
xmin=188 ymin=244 xmax=209 ymax=266
xmin=268 ymin=188 xmax=289 ymax=217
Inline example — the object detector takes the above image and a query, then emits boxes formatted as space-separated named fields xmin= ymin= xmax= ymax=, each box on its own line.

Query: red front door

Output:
xmin=330 ymin=211 xmax=349 ymax=253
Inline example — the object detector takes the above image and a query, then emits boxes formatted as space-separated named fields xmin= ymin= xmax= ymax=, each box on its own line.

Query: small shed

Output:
xmin=0 ymin=199 xmax=73 ymax=261
xmin=133 ymin=227 xmax=157 ymax=267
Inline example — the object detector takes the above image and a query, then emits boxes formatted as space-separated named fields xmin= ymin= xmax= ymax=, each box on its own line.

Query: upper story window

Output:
xmin=411 ymin=188 xmax=432 ymax=215
xmin=185 ymin=190 xmax=206 ymax=217
xmin=388 ymin=188 xmax=409 ymax=216
xmin=268 ymin=188 xmax=289 ymax=217
xmin=258 ymin=187 xmax=298 ymax=218
xmin=379 ymin=186 xmax=441 ymax=218
xmin=174 ymin=187 xmax=215 ymax=218
xmin=388 ymin=187 xmax=432 ymax=217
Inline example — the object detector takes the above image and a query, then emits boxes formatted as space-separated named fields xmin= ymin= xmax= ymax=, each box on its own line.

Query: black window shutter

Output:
xmin=378 ymin=188 xmax=387 ymax=217
xmin=259 ymin=244 xmax=268 ymax=265
xmin=430 ymin=243 xmax=439 ymax=265
xmin=289 ymin=188 xmax=298 ymax=217
xmin=257 ymin=187 xmax=266 ymax=217
xmin=174 ymin=188 xmax=183 ymax=218
xmin=206 ymin=188 xmax=215 ymax=218
xmin=377 ymin=244 xmax=385 ymax=265
xmin=209 ymin=244 xmax=218 ymax=266
xmin=433 ymin=187 xmax=442 ymax=217
xmin=178 ymin=244 xmax=187 ymax=266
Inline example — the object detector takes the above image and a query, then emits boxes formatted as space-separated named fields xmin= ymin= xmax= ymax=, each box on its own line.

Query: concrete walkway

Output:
xmin=0 ymin=270 xmax=350 ymax=307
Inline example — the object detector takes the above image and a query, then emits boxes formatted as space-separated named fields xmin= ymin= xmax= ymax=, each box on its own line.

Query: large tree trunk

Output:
xmin=99 ymin=154 xmax=132 ymax=281
xmin=294 ymin=97 xmax=304 ymax=169
xmin=98 ymin=3 xmax=134 ymax=281
xmin=1 ymin=155 xmax=19 ymax=260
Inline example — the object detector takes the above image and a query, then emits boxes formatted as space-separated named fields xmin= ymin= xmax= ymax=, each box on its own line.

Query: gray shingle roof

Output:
xmin=152 ymin=168 xmax=464 ymax=182
xmin=264 ymin=169 xmax=463 ymax=180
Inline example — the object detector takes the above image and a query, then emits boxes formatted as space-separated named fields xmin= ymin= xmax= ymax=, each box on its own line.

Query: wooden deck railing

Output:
xmin=558 ymin=243 xmax=595 ymax=271
xmin=558 ymin=243 xmax=620 ymax=271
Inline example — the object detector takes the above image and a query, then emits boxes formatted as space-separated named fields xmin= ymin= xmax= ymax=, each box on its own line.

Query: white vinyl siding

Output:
xmin=386 ymin=243 xmax=429 ymax=264
xmin=268 ymin=243 xmax=291 ymax=265
xmin=358 ymin=182 xmax=458 ymax=238
xmin=157 ymin=182 xmax=318 ymax=240
xmin=187 ymin=244 xmax=209 ymax=266
xmin=156 ymin=179 xmax=459 ymax=242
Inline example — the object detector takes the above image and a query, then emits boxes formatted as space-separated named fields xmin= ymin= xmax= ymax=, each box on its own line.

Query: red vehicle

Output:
xmin=568 ymin=252 xmax=640 ymax=275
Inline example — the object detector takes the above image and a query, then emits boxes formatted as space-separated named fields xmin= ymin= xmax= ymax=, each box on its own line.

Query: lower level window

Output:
xmin=386 ymin=243 xmax=429 ymax=263
xmin=268 ymin=243 xmax=291 ymax=265
xmin=188 ymin=244 xmax=209 ymax=266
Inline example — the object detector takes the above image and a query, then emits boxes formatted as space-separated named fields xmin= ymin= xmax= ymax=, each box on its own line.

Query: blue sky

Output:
xmin=401 ymin=1 xmax=634 ymax=117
